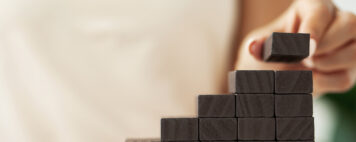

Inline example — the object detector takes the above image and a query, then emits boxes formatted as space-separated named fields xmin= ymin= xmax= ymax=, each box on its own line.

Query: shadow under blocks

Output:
xmin=160 ymin=33 xmax=314 ymax=142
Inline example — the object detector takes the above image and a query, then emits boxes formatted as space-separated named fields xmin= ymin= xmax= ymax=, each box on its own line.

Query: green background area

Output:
xmin=324 ymin=85 xmax=356 ymax=142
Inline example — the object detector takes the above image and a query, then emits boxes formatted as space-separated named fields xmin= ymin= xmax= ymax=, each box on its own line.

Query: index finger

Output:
xmin=296 ymin=0 xmax=336 ymax=42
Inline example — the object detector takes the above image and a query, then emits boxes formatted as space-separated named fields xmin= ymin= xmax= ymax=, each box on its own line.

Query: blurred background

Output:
xmin=316 ymin=1 xmax=356 ymax=142
xmin=0 ymin=0 xmax=355 ymax=142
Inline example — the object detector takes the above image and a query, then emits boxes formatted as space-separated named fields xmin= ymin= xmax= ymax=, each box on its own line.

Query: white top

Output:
xmin=0 ymin=0 xmax=237 ymax=141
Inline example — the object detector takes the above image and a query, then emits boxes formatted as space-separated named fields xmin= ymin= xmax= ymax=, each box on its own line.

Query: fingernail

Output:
xmin=303 ymin=39 xmax=317 ymax=68
xmin=309 ymin=39 xmax=317 ymax=56
xmin=303 ymin=58 xmax=314 ymax=68
xmin=248 ymin=40 xmax=257 ymax=55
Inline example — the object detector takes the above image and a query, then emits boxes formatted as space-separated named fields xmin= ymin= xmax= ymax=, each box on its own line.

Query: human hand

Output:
xmin=235 ymin=0 xmax=356 ymax=96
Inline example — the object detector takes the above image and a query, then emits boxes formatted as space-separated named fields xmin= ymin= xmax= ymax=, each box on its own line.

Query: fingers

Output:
xmin=246 ymin=0 xmax=337 ymax=61
xmin=315 ymin=11 xmax=356 ymax=55
xmin=302 ymin=39 xmax=317 ymax=68
xmin=286 ymin=0 xmax=335 ymax=68
xmin=245 ymin=10 xmax=298 ymax=61
xmin=296 ymin=0 xmax=336 ymax=42
xmin=245 ymin=24 xmax=284 ymax=61
xmin=248 ymin=38 xmax=264 ymax=61
xmin=240 ymin=0 xmax=356 ymax=95
xmin=314 ymin=70 xmax=354 ymax=94
xmin=313 ymin=41 xmax=356 ymax=72
xmin=350 ymin=67 xmax=356 ymax=87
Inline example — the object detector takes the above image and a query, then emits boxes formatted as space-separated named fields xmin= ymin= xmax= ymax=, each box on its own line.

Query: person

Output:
xmin=0 ymin=0 xmax=355 ymax=141
xmin=236 ymin=0 xmax=356 ymax=96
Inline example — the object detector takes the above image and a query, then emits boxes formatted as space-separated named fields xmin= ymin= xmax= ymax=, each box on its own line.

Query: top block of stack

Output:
xmin=228 ymin=70 xmax=274 ymax=93
xmin=263 ymin=32 xmax=310 ymax=62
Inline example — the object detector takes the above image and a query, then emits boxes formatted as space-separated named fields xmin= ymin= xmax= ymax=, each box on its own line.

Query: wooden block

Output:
xmin=228 ymin=70 xmax=274 ymax=93
xmin=275 ymin=71 xmax=313 ymax=94
xmin=200 ymin=141 xmax=237 ymax=142
xmin=278 ymin=141 xmax=314 ymax=142
xmin=275 ymin=94 xmax=313 ymax=117
xmin=263 ymin=32 xmax=310 ymax=62
xmin=238 ymin=118 xmax=276 ymax=140
xmin=199 ymin=118 xmax=238 ymax=140
xmin=276 ymin=117 xmax=314 ymax=140
xmin=236 ymin=94 xmax=274 ymax=117
xmin=198 ymin=95 xmax=235 ymax=118
xmin=238 ymin=141 xmax=276 ymax=142
xmin=161 ymin=118 xmax=198 ymax=141
xmin=161 ymin=141 xmax=198 ymax=142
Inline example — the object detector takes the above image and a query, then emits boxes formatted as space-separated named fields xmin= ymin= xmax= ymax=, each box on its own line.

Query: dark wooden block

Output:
xmin=236 ymin=94 xmax=274 ymax=117
xmin=236 ymin=141 xmax=276 ymax=142
xmin=276 ymin=117 xmax=314 ymax=140
xmin=200 ymin=141 xmax=273 ymax=142
xmin=275 ymin=94 xmax=313 ymax=117
xmin=238 ymin=118 xmax=275 ymax=140
xmin=228 ymin=70 xmax=274 ymax=93
xmin=199 ymin=118 xmax=238 ymax=140
xmin=263 ymin=32 xmax=310 ymax=62
xmin=238 ymin=141 xmax=276 ymax=142
xmin=278 ymin=141 xmax=314 ymax=142
xmin=161 ymin=141 xmax=198 ymax=142
xmin=161 ymin=118 xmax=198 ymax=141
xmin=200 ymin=141 xmax=237 ymax=142
xmin=198 ymin=95 xmax=235 ymax=118
xmin=275 ymin=71 xmax=313 ymax=94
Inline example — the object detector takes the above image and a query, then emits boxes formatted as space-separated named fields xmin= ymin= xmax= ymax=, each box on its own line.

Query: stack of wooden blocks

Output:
xmin=161 ymin=70 xmax=313 ymax=142
xmin=160 ymin=33 xmax=314 ymax=142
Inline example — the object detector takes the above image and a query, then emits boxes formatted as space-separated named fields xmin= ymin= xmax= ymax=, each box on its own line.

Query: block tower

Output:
xmin=160 ymin=32 xmax=314 ymax=142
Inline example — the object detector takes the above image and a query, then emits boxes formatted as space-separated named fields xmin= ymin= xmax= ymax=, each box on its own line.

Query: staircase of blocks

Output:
xmin=126 ymin=32 xmax=314 ymax=142
xmin=161 ymin=70 xmax=314 ymax=142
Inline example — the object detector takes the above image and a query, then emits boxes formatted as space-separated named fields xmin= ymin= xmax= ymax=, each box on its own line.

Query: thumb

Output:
xmin=247 ymin=36 xmax=265 ymax=61
xmin=245 ymin=10 xmax=292 ymax=61
xmin=246 ymin=23 xmax=284 ymax=61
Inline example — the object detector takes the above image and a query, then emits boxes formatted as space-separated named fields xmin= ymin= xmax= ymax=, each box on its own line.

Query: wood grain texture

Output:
xmin=237 ymin=141 xmax=276 ymax=142
xmin=238 ymin=118 xmax=276 ymax=140
xmin=198 ymin=95 xmax=235 ymax=118
xmin=263 ymin=32 xmax=310 ymax=62
xmin=200 ymin=140 xmax=237 ymax=142
xmin=161 ymin=141 xmax=198 ymax=142
xmin=275 ymin=94 xmax=313 ymax=117
xmin=228 ymin=70 xmax=274 ymax=93
xmin=161 ymin=118 xmax=198 ymax=141
xmin=275 ymin=71 xmax=313 ymax=94
xmin=236 ymin=94 xmax=274 ymax=117
xmin=278 ymin=141 xmax=314 ymax=142
xmin=199 ymin=118 xmax=238 ymax=140
xmin=276 ymin=117 xmax=314 ymax=140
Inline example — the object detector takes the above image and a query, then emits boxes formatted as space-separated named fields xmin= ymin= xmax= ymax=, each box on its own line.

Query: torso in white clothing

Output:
xmin=0 ymin=0 xmax=236 ymax=141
